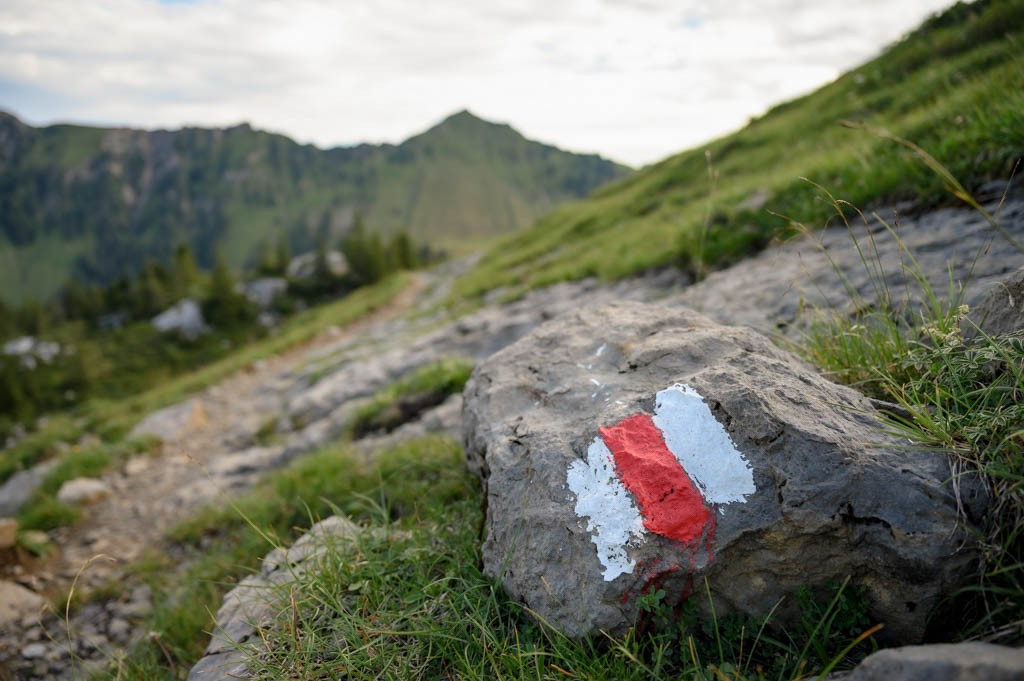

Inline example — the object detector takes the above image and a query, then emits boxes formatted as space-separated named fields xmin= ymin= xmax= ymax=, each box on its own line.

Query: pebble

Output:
xmin=107 ymin=617 xmax=131 ymax=641
xmin=21 ymin=643 xmax=47 ymax=659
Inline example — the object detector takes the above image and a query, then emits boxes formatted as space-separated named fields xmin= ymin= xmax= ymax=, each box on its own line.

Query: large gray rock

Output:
xmin=843 ymin=642 xmax=1024 ymax=681
xmin=463 ymin=302 xmax=984 ymax=641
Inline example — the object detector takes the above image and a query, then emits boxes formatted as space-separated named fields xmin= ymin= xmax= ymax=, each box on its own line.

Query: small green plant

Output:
xmin=348 ymin=358 xmax=473 ymax=437
xmin=253 ymin=416 xmax=280 ymax=446
xmin=791 ymin=162 xmax=1024 ymax=639
xmin=15 ymin=436 xmax=159 ymax=531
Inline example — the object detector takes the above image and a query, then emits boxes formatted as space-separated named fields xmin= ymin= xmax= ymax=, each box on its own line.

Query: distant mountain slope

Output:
xmin=452 ymin=0 xmax=1024 ymax=304
xmin=0 ymin=110 xmax=629 ymax=303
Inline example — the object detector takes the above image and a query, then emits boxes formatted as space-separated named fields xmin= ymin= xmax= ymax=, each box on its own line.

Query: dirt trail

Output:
xmin=57 ymin=272 xmax=431 ymax=593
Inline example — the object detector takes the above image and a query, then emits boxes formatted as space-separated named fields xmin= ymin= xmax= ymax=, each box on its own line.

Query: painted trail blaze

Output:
xmin=599 ymin=414 xmax=710 ymax=544
xmin=566 ymin=384 xmax=755 ymax=581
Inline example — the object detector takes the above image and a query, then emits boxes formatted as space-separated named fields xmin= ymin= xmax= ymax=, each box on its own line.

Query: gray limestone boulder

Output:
xmin=463 ymin=301 xmax=985 ymax=641
xmin=843 ymin=642 xmax=1024 ymax=681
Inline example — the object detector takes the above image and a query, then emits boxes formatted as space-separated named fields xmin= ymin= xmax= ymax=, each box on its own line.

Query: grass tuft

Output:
xmin=791 ymin=176 xmax=1024 ymax=640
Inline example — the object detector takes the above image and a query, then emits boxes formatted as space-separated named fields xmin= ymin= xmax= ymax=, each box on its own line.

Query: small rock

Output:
xmin=0 ymin=460 xmax=57 ymax=517
xmin=55 ymin=478 xmax=110 ymax=505
xmin=964 ymin=267 xmax=1024 ymax=338
xmin=0 ymin=517 xmax=18 ymax=548
xmin=107 ymin=617 xmax=131 ymax=641
xmin=21 ymin=642 xmax=47 ymax=659
xmin=845 ymin=642 xmax=1024 ymax=681
xmin=129 ymin=398 xmax=206 ymax=441
xmin=0 ymin=579 xmax=46 ymax=629
xmin=124 ymin=456 xmax=151 ymax=476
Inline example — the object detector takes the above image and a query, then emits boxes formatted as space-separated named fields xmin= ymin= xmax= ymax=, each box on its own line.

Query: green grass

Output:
xmin=94 ymin=434 xmax=880 ymax=681
xmin=348 ymin=358 xmax=473 ymax=437
xmin=3 ymin=268 xmax=411 ymax=485
xmin=16 ymin=436 xmax=158 ymax=531
xmin=448 ymin=0 xmax=1024 ymax=307
xmin=790 ymin=183 xmax=1024 ymax=640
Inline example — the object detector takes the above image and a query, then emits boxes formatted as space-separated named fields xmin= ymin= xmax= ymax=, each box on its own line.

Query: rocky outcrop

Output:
xmin=188 ymin=516 xmax=360 ymax=681
xmin=463 ymin=302 xmax=984 ymax=640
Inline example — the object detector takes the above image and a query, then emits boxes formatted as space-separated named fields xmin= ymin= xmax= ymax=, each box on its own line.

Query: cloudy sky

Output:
xmin=0 ymin=0 xmax=954 ymax=167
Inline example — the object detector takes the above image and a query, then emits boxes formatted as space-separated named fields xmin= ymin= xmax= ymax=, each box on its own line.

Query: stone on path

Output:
xmin=843 ymin=642 xmax=1024 ymax=681
xmin=463 ymin=301 xmax=985 ymax=641
xmin=56 ymin=478 xmax=110 ymax=505
xmin=130 ymin=398 xmax=206 ymax=441
xmin=0 ymin=580 xmax=46 ymax=630
xmin=0 ymin=517 xmax=17 ymax=548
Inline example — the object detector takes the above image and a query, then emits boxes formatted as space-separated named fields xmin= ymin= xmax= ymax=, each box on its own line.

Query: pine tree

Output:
xmin=171 ymin=242 xmax=200 ymax=299
xmin=340 ymin=215 xmax=387 ymax=286
xmin=203 ymin=250 xmax=253 ymax=327
xmin=389 ymin=230 xmax=419 ymax=271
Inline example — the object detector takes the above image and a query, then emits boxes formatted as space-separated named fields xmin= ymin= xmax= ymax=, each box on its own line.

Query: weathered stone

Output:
xmin=55 ymin=477 xmax=110 ymax=505
xmin=844 ymin=642 xmax=1024 ymax=681
xmin=241 ymin=277 xmax=288 ymax=309
xmin=20 ymin=642 xmax=47 ymax=659
xmin=0 ymin=517 xmax=17 ymax=548
xmin=286 ymin=251 xmax=348 ymax=280
xmin=964 ymin=267 xmax=1024 ymax=338
xmin=0 ymin=580 xmax=46 ymax=629
xmin=152 ymin=298 xmax=209 ymax=340
xmin=188 ymin=516 xmax=360 ymax=681
xmin=129 ymin=398 xmax=206 ymax=441
xmin=463 ymin=302 xmax=983 ymax=641
xmin=0 ymin=460 xmax=57 ymax=517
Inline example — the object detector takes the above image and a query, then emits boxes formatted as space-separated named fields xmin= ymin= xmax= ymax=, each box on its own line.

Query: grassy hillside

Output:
xmin=0 ymin=110 xmax=629 ymax=304
xmin=451 ymin=0 xmax=1024 ymax=304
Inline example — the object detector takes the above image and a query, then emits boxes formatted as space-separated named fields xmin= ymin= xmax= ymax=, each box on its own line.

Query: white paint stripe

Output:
xmin=652 ymin=384 xmax=755 ymax=504
xmin=566 ymin=438 xmax=645 ymax=581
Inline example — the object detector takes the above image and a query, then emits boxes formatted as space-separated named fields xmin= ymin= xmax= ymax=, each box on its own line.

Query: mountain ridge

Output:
xmin=0 ymin=109 xmax=630 ymax=303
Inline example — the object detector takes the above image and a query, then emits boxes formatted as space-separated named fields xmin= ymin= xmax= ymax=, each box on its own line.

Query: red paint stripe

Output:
xmin=600 ymin=414 xmax=710 ymax=545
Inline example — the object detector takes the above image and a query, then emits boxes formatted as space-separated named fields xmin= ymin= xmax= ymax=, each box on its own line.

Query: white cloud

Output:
xmin=0 ymin=0 xmax=955 ymax=166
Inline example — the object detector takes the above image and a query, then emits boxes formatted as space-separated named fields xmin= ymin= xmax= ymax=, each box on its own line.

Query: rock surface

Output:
xmin=152 ymin=298 xmax=209 ymax=340
xmin=964 ymin=267 xmax=1024 ymax=338
xmin=0 ymin=460 xmax=56 ymax=517
xmin=842 ymin=642 xmax=1024 ymax=681
xmin=463 ymin=302 xmax=983 ymax=640
xmin=188 ymin=515 xmax=360 ymax=681
xmin=55 ymin=477 xmax=111 ymax=505
xmin=0 ymin=579 xmax=45 ymax=629
xmin=0 ymin=518 xmax=17 ymax=549
xmin=130 ymin=398 xmax=206 ymax=441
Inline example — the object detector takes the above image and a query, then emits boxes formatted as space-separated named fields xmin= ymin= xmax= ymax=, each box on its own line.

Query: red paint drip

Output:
xmin=600 ymin=414 xmax=711 ymax=545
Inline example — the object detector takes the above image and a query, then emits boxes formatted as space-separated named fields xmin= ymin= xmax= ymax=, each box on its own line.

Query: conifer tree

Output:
xmin=171 ymin=242 xmax=200 ymax=299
